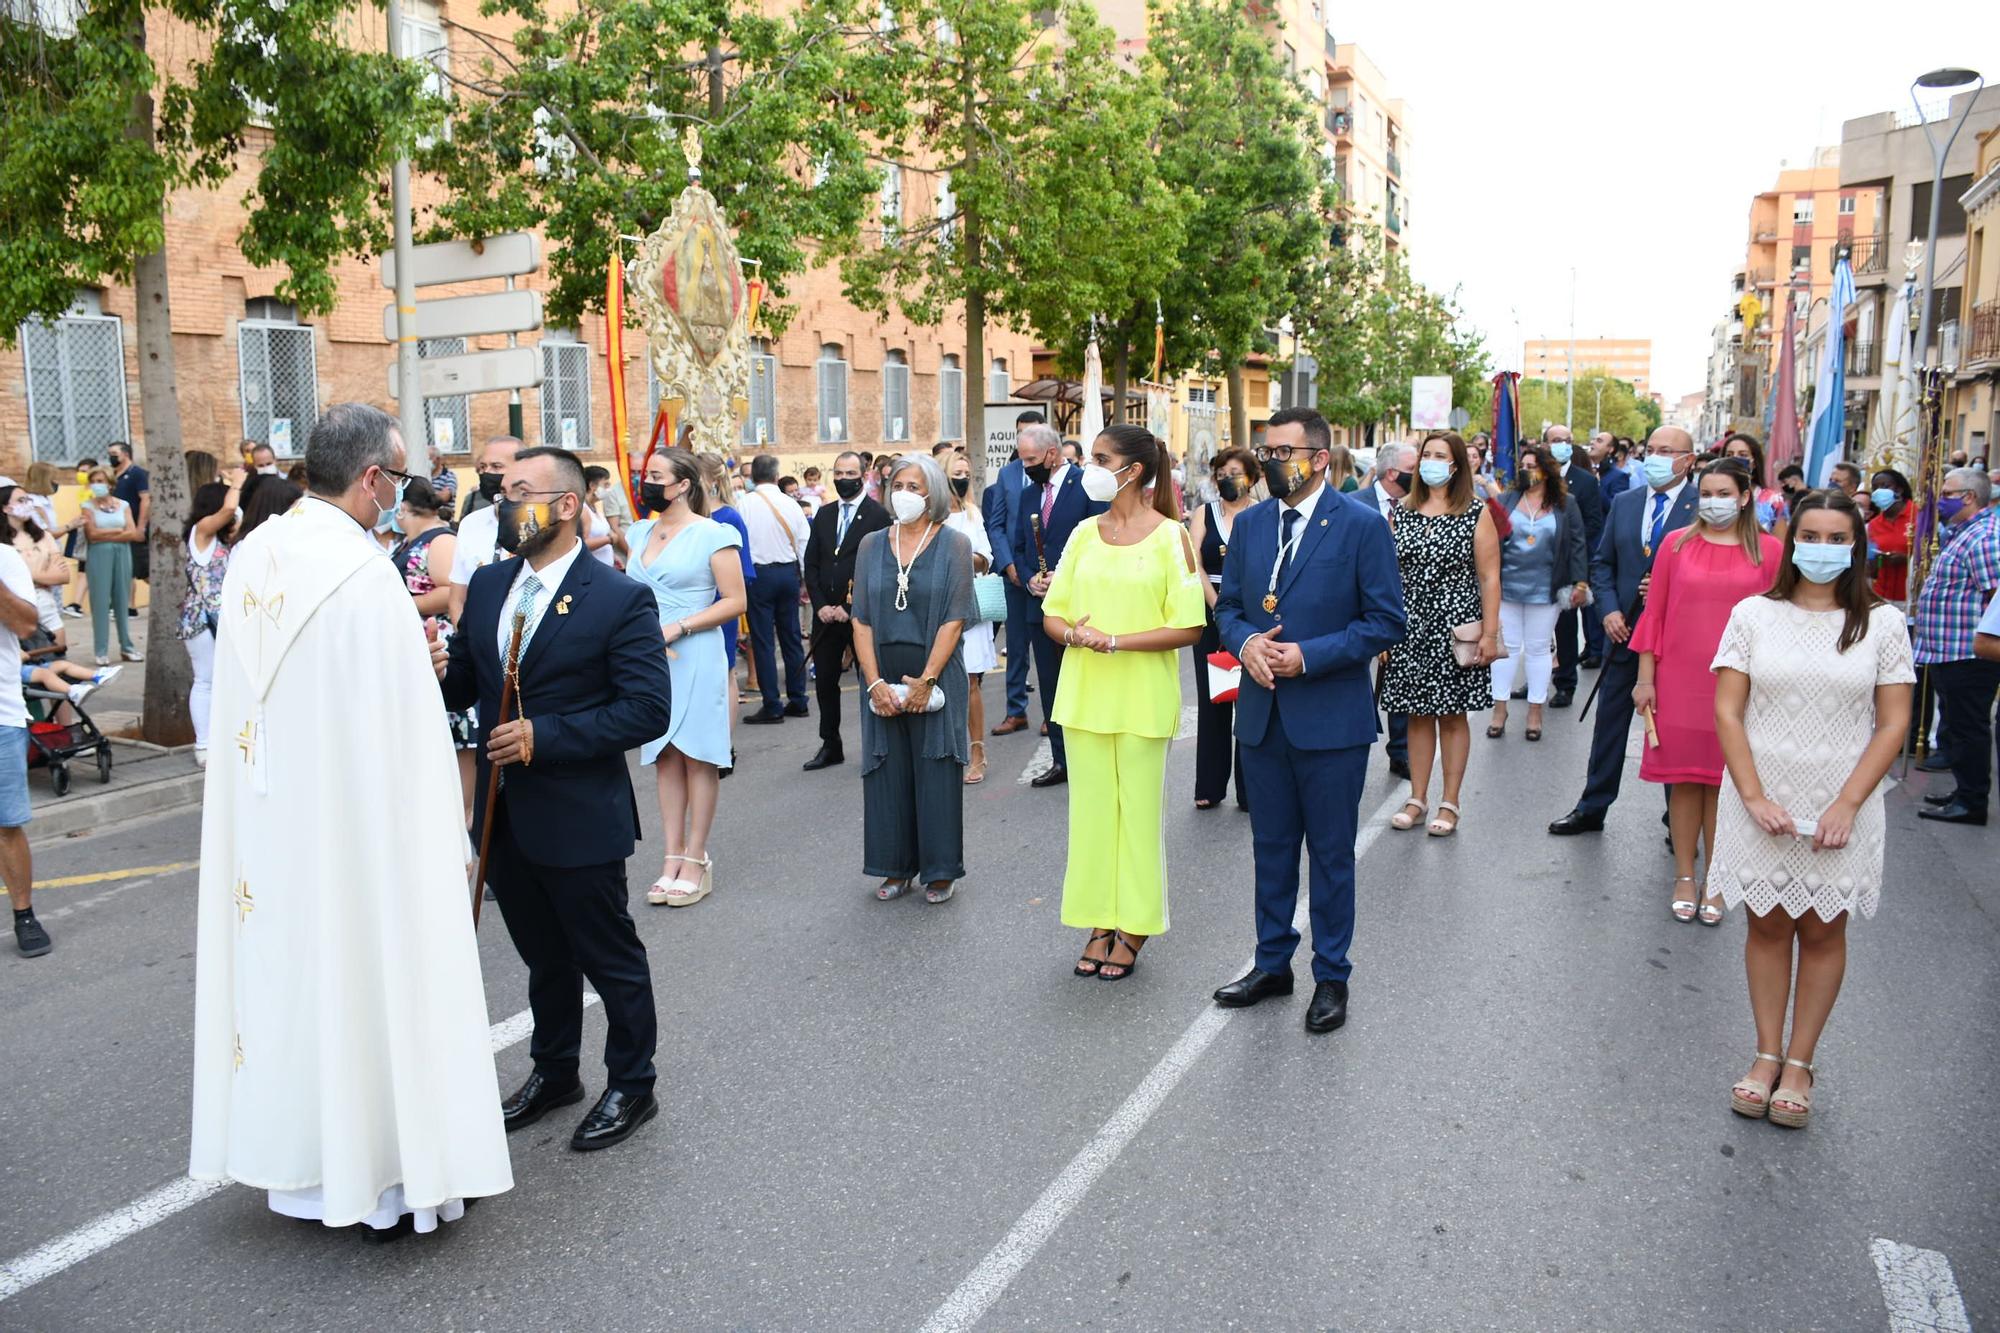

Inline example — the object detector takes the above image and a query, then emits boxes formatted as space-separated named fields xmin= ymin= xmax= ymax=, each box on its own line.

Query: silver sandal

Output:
xmin=875 ymin=879 xmax=912 ymax=901
xmin=925 ymin=882 xmax=957 ymax=904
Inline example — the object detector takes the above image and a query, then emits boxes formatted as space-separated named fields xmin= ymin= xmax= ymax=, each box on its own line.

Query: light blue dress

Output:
xmin=628 ymin=516 xmax=740 ymax=767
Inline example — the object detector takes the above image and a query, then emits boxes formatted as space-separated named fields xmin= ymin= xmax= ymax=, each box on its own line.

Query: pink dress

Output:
xmin=1629 ymin=529 xmax=1782 ymax=785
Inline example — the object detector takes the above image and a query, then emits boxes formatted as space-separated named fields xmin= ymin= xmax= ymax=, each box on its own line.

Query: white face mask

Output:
xmin=1698 ymin=496 xmax=1742 ymax=528
xmin=889 ymin=490 xmax=928 ymax=525
xmin=6 ymin=502 xmax=33 ymax=521
xmin=1080 ymin=463 xmax=1131 ymax=503
xmin=257 ymin=465 xmax=279 ymax=476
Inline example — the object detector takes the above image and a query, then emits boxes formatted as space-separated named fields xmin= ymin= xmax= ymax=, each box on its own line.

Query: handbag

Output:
xmin=1205 ymin=651 xmax=1242 ymax=703
xmin=972 ymin=571 xmax=1008 ymax=623
xmin=1557 ymin=582 xmax=1595 ymax=610
xmin=885 ymin=682 xmax=947 ymax=713
xmin=1449 ymin=620 xmax=1485 ymax=669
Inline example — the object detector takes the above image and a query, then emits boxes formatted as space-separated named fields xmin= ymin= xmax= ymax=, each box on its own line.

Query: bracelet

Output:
xmin=1107 ymin=634 xmax=1118 ymax=654
xmin=868 ymin=678 xmax=888 ymax=692
xmin=1063 ymin=627 xmax=1075 ymax=646
xmin=678 ymin=620 xmax=691 ymax=639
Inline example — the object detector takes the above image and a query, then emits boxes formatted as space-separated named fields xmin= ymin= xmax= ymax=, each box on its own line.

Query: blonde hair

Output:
xmin=23 ymin=460 xmax=60 ymax=496
xmin=1325 ymin=443 xmax=1356 ymax=491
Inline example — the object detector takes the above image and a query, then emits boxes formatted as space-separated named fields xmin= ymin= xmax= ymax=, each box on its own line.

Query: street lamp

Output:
xmin=1910 ymin=67 xmax=1984 ymax=370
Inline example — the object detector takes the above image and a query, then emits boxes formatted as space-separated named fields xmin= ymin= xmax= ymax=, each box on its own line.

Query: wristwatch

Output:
xmin=923 ymin=675 xmax=940 ymax=689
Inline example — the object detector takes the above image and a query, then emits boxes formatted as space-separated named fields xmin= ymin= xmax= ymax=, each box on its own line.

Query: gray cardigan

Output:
xmin=851 ymin=525 xmax=977 ymax=775
xmin=1500 ymin=488 xmax=1590 ymax=597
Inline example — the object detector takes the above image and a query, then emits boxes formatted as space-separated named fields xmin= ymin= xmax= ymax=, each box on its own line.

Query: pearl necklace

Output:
xmin=892 ymin=521 xmax=937 ymax=611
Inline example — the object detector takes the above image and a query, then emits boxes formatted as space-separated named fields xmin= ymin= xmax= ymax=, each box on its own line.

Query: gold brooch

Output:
xmin=556 ymin=595 xmax=572 ymax=616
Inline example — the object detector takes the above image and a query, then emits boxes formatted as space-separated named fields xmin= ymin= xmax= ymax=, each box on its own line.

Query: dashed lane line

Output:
xmin=1872 ymin=1238 xmax=1971 ymax=1333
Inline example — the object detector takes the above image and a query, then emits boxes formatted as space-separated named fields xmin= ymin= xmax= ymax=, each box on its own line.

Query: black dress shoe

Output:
xmin=1923 ymin=790 xmax=1961 ymax=807
xmin=1918 ymin=802 xmax=1988 ymax=825
xmin=742 ymin=708 xmax=785 ymax=725
xmin=356 ymin=1214 xmax=418 ymax=1244
xmin=1581 ymin=655 xmax=1603 ymax=670
xmin=501 ymin=1071 xmax=585 ymax=1132
xmin=1212 ymin=967 xmax=1294 ymax=1008
xmin=1388 ymin=756 xmax=1410 ymax=779
xmin=1304 ymin=979 xmax=1348 ymax=1033
xmin=803 ymin=745 xmax=844 ymax=771
xmin=1918 ymin=753 xmax=1954 ymax=772
xmin=1030 ymin=764 xmax=1067 ymax=788
xmin=1547 ymin=807 xmax=1605 ymax=835
xmin=784 ymin=702 xmax=811 ymax=718
xmin=570 ymin=1089 xmax=659 ymax=1151
xmin=1548 ymin=688 xmax=1575 ymax=708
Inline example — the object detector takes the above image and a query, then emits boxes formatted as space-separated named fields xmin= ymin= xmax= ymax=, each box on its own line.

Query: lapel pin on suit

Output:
xmin=556 ymin=594 xmax=573 ymax=616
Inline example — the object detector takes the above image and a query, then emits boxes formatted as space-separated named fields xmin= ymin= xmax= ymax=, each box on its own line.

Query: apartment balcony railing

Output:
xmin=1327 ymin=109 xmax=1351 ymax=136
xmin=1386 ymin=208 xmax=1402 ymax=235
xmin=1750 ymin=267 xmax=1776 ymax=289
xmin=1844 ymin=232 xmax=1891 ymax=276
xmin=1386 ymin=148 xmax=1401 ymax=179
xmin=1967 ymin=300 xmax=2000 ymax=366
xmin=1843 ymin=339 xmax=1880 ymax=377
xmin=1754 ymin=229 xmax=1778 ymax=243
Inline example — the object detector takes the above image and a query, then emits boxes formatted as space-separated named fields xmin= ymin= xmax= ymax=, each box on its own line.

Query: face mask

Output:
xmin=1549 ymin=443 xmax=1574 ymax=465
xmin=1262 ymin=457 xmax=1312 ymax=500
xmin=375 ymin=508 xmax=399 ymax=535
xmin=833 ymin=476 xmax=864 ymax=502
xmin=950 ymin=476 xmax=971 ymax=498
xmin=1937 ymin=495 xmax=1968 ymax=524
xmin=1698 ymin=496 xmax=1741 ymax=528
xmin=1217 ymin=475 xmax=1248 ymax=501
xmin=1644 ymin=455 xmax=1679 ymax=489
xmin=1792 ymin=542 xmax=1852 ymax=584
xmin=495 ymin=497 xmax=561 ymax=556
xmin=478 ymin=472 xmax=505 ymax=501
xmin=90 ymin=483 xmax=110 ymax=499
xmin=1024 ymin=462 xmax=1052 ymax=487
xmin=889 ymin=490 xmax=928 ymax=525
xmin=1418 ymin=459 xmax=1454 ymax=487
xmin=372 ymin=469 xmax=409 ymax=524
xmin=6 ymin=502 xmax=33 ymax=520
xmin=639 ymin=481 xmax=671 ymax=514
xmin=1869 ymin=488 xmax=1897 ymax=512
xmin=258 ymin=465 xmax=280 ymax=477
xmin=1080 ymin=463 xmax=1131 ymax=503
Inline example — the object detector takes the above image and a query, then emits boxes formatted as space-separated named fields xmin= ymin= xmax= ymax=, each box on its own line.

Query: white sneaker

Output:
xmin=94 ymin=656 xmax=110 ymax=667
xmin=66 ymin=681 xmax=98 ymax=706
xmin=193 ymin=747 xmax=208 ymax=769
xmin=92 ymin=665 xmax=123 ymax=688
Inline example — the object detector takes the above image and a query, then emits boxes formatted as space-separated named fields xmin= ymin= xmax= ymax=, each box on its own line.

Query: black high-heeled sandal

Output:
xmin=1098 ymin=932 xmax=1147 ymax=981
xmin=1075 ymin=929 xmax=1114 ymax=977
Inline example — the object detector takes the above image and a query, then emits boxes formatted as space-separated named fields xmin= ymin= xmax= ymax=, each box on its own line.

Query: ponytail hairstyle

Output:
xmin=1097 ymin=422 xmax=1180 ymax=520
xmin=653 ymin=447 xmax=711 ymax=517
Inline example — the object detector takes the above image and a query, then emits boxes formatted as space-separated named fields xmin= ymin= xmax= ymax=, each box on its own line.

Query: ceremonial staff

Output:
xmin=471 ymin=607 xmax=527 ymax=925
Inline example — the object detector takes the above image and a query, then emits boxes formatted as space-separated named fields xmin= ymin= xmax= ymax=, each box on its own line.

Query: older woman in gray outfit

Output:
xmin=852 ymin=454 xmax=978 ymax=903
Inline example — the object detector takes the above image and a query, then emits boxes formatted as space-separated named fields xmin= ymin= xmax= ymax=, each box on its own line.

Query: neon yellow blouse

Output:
xmin=1043 ymin=516 xmax=1208 ymax=739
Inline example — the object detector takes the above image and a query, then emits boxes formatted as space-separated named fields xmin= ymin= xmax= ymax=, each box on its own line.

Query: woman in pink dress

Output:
xmin=1630 ymin=458 xmax=1782 ymax=925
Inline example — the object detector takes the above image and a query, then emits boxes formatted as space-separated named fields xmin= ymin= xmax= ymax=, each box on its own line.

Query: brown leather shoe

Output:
xmin=990 ymin=715 xmax=1029 ymax=736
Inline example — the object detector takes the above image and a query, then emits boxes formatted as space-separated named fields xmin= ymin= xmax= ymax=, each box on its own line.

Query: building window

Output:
xmin=936 ymin=173 xmax=957 ymax=248
xmin=1187 ymin=384 xmax=1218 ymax=405
xmin=1793 ymin=197 xmax=1814 ymax=225
xmin=538 ymin=331 xmax=591 ymax=450
xmin=1838 ymin=194 xmax=1856 ymax=215
xmin=1790 ymin=244 xmax=1812 ymax=276
xmin=880 ymin=162 xmax=903 ymax=239
xmin=883 ymin=350 xmax=910 ymax=442
xmin=11 ymin=0 xmax=86 ymax=35
xmin=418 ymin=337 xmax=470 ymax=457
xmin=939 ymin=354 xmax=964 ymax=440
xmin=816 ymin=344 xmax=849 ymax=443
xmin=400 ymin=11 xmax=450 ymax=145
xmin=19 ymin=296 xmax=130 ymax=466
xmin=1282 ymin=42 xmax=1296 ymax=75
xmin=740 ymin=337 xmax=777 ymax=446
xmin=238 ymin=300 xmax=319 ymax=456
xmin=988 ymin=356 xmax=1010 ymax=403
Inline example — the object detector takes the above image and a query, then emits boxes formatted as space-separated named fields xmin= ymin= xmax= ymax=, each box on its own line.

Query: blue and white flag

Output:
xmin=1804 ymin=259 xmax=1855 ymax=487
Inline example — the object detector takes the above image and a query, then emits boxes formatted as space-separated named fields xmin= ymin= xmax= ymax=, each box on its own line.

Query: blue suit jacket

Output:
xmin=442 ymin=548 xmax=673 ymax=868
xmin=1600 ymin=465 xmax=1633 ymax=505
xmin=1216 ymin=490 xmax=1407 ymax=751
xmin=1591 ymin=482 xmax=1699 ymax=629
xmin=982 ymin=457 xmax=1029 ymax=577
xmin=1013 ymin=469 xmax=1107 ymax=616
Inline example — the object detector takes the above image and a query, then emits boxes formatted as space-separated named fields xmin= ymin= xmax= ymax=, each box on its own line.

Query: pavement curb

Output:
xmin=30 ymin=769 xmax=207 ymax=841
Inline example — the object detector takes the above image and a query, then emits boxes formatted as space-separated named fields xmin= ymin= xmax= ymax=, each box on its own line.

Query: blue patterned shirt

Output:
xmin=1913 ymin=509 xmax=2000 ymax=664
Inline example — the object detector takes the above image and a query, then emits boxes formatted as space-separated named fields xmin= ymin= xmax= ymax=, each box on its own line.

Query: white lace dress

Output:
xmin=1706 ymin=598 xmax=1914 ymax=921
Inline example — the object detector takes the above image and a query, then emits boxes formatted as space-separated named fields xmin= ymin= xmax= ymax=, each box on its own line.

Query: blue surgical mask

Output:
xmin=90 ymin=482 xmax=110 ymax=499
xmin=1869 ymin=487 xmax=1898 ymax=511
xmin=374 ymin=508 xmax=399 ymax=534
xmin=1644 ymin=455 xmax=1679 ymax=490
xmin=1792 ymin=542 xmax=1852 ymax=584
xmin=1937 ymin=495 xmax=1967 ymax=524
xmin=1549 ymin=443 xmax=1574 ymax=465
xmin=1418 ymin=459 xmax=1454 ymax=487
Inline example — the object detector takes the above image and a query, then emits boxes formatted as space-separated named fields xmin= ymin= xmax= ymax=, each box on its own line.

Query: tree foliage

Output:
xmin=1516 ymin=373 xmax=1655 ymax=442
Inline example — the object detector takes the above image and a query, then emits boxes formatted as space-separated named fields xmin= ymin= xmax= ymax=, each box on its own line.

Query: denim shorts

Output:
xmin=0 ymin=725 xmax=31 ymax=829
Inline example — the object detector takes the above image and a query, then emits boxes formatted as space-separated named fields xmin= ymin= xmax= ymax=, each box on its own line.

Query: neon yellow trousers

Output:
xmin=1058 ymin=727 xmax=1171 ymax=937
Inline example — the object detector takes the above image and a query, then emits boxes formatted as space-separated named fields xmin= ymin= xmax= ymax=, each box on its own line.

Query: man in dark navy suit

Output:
xmin=443 ymin=447 xmax=673 ymax=1152
xmin=1543 ymin=425 xmax=1605 ymax=704
xmin=1548 ymin=426 xmax=1698 ymax=834
xmin=1212 ymin=409 xmax=1406 ymax=1034
xmin=985 ymin=412 xmax=1047 ymax=737
xmin=801 ymin=451 xmax=890 ymax=770
xmin=1012 ymin=422 xmax=1107 ymax=786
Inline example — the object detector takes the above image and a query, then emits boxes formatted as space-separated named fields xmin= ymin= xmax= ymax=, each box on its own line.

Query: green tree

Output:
xmin=1 ymin=0 xmax=432 ymax=744
xmin=1516 ymin=373 xmax=1653 ymax=442
xmin=425 ymin=0 xmax=894 ymax=336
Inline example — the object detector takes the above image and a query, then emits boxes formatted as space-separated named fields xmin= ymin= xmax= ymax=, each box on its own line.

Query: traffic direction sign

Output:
xmin=381 ymin=289 xmax=543 ymax=343
xmin=388 ymin=345 xmax=543 ymax=400
xmin=380 ymin=233 xmax=541 ymax=289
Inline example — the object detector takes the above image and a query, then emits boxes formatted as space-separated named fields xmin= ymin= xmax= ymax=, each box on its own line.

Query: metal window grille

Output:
xmin=238 ymin=320 xmax=320 ymax=455
xmin=540 ymin=338 xmax=592 ymax=450
xmin=939 ymin=358 xmax=964 ymax=440
xmin=19 ymin=313 xmax=130 ymax=466
xmin=740 ymin=341 xmax=777 ymax=446
xmin=988 ymin=357 xmax=1009 ymax=403
xmin=419 ymin=337 xmax=470 ymax=456
xmin=817 ymin=347 xmax=849 ymax=443
xmin=883 ymin=353 xmax=910 ymax=441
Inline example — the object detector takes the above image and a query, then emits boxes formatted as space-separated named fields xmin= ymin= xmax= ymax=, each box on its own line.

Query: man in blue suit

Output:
xmin=1545 ymin=425 xmax=1606 ymax=703
xmin=1013 ymin=421 xmax=1107 ymax=786
xmin=443 ymin=447 xmax=673 ymax=1152
xmin=1213 ymin=409 xmax=1407 ymax=1033
xmin=1548 ymin=426 xmax=1698 ymax=834
xmin=984 ymin=412 xmax=1046 ymax=736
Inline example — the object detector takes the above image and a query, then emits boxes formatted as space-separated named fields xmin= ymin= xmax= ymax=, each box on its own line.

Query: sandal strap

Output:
xmin=1782 ymin=1058 xmax=1815 ymax=1072
xmin=1754 ymin=1051 xmax=1782 ymax=1062
xmin=1436 ymin=800 xmax=1460 ymax=814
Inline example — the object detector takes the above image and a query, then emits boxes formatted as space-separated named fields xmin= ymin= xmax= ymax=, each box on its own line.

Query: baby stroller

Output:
xmin=21 ymin=638 xmax=114 ymax=797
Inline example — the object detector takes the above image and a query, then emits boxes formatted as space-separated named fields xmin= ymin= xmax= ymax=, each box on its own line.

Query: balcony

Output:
xmin=1844 ymin=232 xmax=1891 ymax=277
xmin=1966 ymin=300 xmax=2000 ymax=367
xmin=1843 ymin=339 xmax=1880 ymax=378
xmin=1750 ymin=267 xmax=1776 ymax=290
xmin=1755 ymin=229 xmax=1778 ymax=243
xmin=1386 ymin=208 xmax=1401 ymax=235
xmin=1326 ymin=109 xmax=1351 ymax=137
xmin=1386 ymin=148 xmax=1401 ymax=179
xmin=1325 ymin=29 xmax=1337 ymax=58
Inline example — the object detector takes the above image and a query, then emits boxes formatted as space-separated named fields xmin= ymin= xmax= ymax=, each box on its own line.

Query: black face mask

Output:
xmin=950 ymin=476 xmax=971 ymax=498
xmin=833 ymin=476 xmax=864 ymax=502
xmin=478 ymin=472 xmax=504 ymax=501
xmin=495 ymin=497 xmax=565 ymax=559
xmin=1024 ymin=462 xmax=1051 ymax=487
xmin=639 ymin=482 xmax=670 ymax=514
xmin=1379 ymin=469 xmax=1403 ymax=494
xmin=1216 ymin=475 xmax=1248 ymax=502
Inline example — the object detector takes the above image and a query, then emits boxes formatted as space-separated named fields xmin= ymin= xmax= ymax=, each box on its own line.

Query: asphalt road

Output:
xmin=2 ymin=660 xmax=1995 ymax=1331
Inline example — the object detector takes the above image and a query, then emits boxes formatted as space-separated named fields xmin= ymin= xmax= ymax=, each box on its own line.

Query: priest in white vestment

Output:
xmin=190 ymin=403 xmax=513 ymax=1235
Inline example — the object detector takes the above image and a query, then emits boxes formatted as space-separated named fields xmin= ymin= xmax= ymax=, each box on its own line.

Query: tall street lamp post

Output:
xmin=1910 ymin=68 xmax=1984 ymax=370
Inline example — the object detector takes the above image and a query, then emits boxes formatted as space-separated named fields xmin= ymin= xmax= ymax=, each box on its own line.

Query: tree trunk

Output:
xmin=1226 ymin=360 xmax=1249 ymax=451
xmin=130 ymin=17 xmax=193 ymax=747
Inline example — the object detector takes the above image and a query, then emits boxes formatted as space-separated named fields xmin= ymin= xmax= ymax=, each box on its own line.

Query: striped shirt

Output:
xmin=1913 ymin=510 xmax=2000 ymax=665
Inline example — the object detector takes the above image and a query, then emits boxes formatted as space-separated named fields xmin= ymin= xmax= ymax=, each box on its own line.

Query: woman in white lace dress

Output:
xmin=1711 ymin=491 xmax=1913 ymax=1129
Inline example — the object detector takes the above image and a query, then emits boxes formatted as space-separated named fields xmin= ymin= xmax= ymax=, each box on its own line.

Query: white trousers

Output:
xmin=1491 ymin=600 xmax=1560 ymax=704
xmin=186 ymin=627 xmax=215 ymax=748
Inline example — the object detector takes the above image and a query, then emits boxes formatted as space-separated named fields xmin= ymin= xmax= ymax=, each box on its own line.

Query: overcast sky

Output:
xmin=1347 ymin=0 xmax=1998 ymax=405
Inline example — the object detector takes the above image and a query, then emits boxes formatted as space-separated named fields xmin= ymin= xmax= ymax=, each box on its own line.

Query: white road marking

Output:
xmin=0 ymin=993 xmax=598 ymax=1304
xmin=1174 ymin=704 xmax=1197 ymax=740
xmin=919 ymin=789 xmax=1405 ymax=1333
xmin=1872 ymin=1238 xmax=1971 ymax=1332
xmin=1015 ymin=738 xmax=1054 ymax=785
